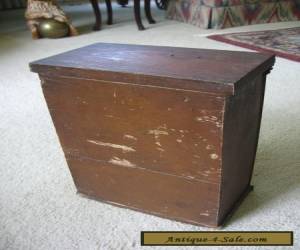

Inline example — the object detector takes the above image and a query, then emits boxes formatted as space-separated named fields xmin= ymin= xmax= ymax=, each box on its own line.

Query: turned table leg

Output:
xmin=134 ymin=0 xmax=145 ymax=30
xmin=105 ymin=0 xmax=113 ymax=25
xmin=90 ymin=0 xmax=102 ymax=30
xmin=145 ymin=0 xmax=155 ymax=24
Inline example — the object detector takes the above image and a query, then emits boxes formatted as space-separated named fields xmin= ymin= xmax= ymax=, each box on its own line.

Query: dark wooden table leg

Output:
xmin=145 ymin=0 xmax=155 ymax=24
xmin=90 ymin=0 xmax=102 ymax=30
xmin=105 ymin=0 xmax=113 ymax=25
xmin=134 ymin=0 xmax=145 ymax=30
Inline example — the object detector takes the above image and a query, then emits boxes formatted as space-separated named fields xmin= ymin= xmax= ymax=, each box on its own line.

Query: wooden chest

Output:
xmin=30 ymin=43 xmax=275 ymax=227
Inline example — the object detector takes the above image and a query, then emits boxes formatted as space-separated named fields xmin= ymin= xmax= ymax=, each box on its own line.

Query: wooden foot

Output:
xmin=138 ymin=25 xmax=145 ymax=30
xmin=69 ymin=25 xmax=79 ymax=36
xmin=117 ymin=0 xmax=129 ymax=7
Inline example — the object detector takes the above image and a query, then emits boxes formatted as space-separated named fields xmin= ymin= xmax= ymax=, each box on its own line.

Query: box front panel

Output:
xmin=41 ymin=76 xmax=225 ymax=226
xmin=68 ymin=157 xmax=219 ymax=227
xmin=42 ymin=76 xmax=224 ymax=183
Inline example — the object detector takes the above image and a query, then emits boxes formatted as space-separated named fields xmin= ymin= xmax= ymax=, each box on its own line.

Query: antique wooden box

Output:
xmin=30 ymin=43 xmax=275 ymax=227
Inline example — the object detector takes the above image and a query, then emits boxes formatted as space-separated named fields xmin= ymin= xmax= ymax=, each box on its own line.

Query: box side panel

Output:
xmin=218 ymin=73 xmax=267 ymax=225
xmin=41 ymin=76 xmax=224 ymax=184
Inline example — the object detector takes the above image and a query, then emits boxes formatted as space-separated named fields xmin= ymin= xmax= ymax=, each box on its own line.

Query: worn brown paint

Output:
xmin=30 ymin=43 xmax=275 ymax=227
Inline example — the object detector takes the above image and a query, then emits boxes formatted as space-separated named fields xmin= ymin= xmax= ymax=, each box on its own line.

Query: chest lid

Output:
xmin=30 ymin=43 xmax=275 ymax=96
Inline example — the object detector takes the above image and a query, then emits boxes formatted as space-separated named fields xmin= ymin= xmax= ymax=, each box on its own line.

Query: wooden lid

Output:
xmin=30 ymin=43 xmax=275 ymax=96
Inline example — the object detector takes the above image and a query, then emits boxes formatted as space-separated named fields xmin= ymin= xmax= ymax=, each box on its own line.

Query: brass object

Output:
xmin=38 ymin=19 xmax=69 ymax=39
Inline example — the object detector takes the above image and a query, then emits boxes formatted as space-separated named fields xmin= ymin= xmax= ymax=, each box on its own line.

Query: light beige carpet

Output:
xmin=0 ymin=3 xmax=300 ymax=250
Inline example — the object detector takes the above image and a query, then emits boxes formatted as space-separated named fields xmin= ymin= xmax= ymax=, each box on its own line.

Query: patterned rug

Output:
xmin=208 ymin=27 xmax=300 ymax=62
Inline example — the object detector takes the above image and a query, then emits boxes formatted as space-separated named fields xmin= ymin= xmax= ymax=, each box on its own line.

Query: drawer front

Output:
xmin=42 ymin=76 xmax=224 ymax=184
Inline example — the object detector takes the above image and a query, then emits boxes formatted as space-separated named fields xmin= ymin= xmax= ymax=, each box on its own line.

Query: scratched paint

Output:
xmin=210 ymin=153 xmax=219 ymax=160
xmin=109 ymin=157 xmax=136 ymax=167
xmin=195 ymin=115 xmax=221 ymax=127
xmin=206 ymin=145 xmax=214 ymax=150
xmin=87 ymin=139 xmax=135 ymax=152
xmin=124 ymin=134 xmax=137 ymax=141
xmin=200 ymin=212 xmax=210 ymax=216
xmin=184 ymin=97 xmax=190 ymax=102
xmin=148 ymin=129 xmax=169 ymax=137
xmin=148 ymin=125 xmax=170 ymax=151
